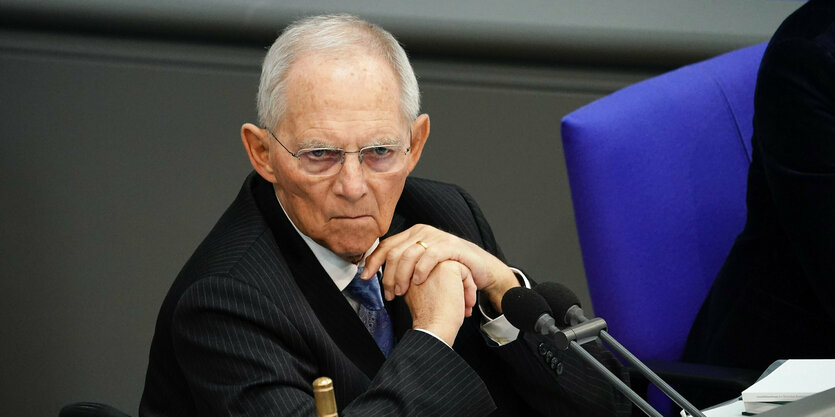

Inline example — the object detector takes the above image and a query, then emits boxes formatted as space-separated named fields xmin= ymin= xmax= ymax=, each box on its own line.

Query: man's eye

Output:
xmin=305 ymin=149 xmax=340 ymax=160
xmin=369 ymin=146 xmax=393 ymax=157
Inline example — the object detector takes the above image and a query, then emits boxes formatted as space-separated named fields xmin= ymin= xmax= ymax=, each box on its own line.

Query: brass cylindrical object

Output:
xmin=313 ymin=377 xmax=338 ymax=417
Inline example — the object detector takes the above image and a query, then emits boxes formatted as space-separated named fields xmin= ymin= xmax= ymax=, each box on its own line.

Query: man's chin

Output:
xmin=341 ymin=253 xmax=364 ymax=264
xmin=326 ymin=239 xmax=376 ymax=264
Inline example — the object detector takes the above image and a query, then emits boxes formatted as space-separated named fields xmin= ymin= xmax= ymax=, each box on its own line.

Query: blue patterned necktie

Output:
xmin=344 ymin=266 xmax=394 ymax=357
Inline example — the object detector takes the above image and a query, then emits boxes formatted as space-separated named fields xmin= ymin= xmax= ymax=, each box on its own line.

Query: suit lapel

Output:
xmin=251 ymin=176 xmax=385 ymax=380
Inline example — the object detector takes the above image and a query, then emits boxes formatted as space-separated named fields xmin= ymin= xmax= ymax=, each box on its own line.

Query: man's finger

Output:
xmin=380 ymin=246 xmax=407 ymax=300
xmin=363 ymin=232 xmax=412 ymax=280
xmin=463 ymin=273 xmax=477 ymax=316
xmin=391 ymin=243 xmax=426 ymax=296
xmin=413 ymin=243 xmax=461 ymax=285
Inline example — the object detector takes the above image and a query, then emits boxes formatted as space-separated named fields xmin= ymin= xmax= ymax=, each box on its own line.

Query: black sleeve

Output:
xmin=754 ymin=35 xmax=835 ymax=321
xmin=171 ymin=276 xmax=495 ymax=417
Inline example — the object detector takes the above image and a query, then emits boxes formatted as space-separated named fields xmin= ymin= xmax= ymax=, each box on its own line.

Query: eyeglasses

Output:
xmin=265 ymin=128 xmax=411 ymax=177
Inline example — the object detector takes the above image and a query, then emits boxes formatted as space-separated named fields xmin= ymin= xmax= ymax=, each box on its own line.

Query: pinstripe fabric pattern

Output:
xmin=140 ymin=172 xmax=630 ymax=417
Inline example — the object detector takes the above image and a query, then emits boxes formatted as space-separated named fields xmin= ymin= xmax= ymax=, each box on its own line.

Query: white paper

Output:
xmin=742 ymin=359 xmax=835 ymax=403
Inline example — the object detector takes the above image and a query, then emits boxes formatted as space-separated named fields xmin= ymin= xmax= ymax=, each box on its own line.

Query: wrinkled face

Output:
xmin=267 ymin=51 xmax=419 ymax=262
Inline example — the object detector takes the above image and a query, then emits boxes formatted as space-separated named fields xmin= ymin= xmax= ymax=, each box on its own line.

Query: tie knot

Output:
xmin=344 ymin=267 xmax=384 ymax=311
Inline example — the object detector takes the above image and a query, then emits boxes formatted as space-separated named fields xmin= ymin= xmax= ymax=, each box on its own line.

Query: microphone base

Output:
xmin=553 ymin=318 xmax=607 ymax=350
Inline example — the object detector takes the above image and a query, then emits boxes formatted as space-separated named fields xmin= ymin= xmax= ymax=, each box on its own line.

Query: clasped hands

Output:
xmin=361 ymin=225 xmax=519 ymax=345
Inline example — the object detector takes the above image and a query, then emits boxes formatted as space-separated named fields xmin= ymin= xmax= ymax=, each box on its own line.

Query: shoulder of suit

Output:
xmin=404 ymin=176 xmax=466 ymax=197
xmin=177 ymin=174 xmax=275 ymax=283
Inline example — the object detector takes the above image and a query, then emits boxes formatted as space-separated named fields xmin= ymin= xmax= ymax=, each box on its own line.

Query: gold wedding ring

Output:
xmin=415 ymin=240 xmax=429 ymax=250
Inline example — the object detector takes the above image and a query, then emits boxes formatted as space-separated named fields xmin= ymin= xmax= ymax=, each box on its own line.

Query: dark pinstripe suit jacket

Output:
xmin=140 ymin=172 xmax=630 ymax=417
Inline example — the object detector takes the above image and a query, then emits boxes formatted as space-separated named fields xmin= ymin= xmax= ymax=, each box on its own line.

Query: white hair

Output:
xmin=257 ymin=14 xmax=420 ymax=129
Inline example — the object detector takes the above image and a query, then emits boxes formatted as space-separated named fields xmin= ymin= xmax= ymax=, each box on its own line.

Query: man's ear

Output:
xmin=241 ymin=123 xmax=278 ymax=183
xmin=406 ymin=114 xmax=430 ymax=172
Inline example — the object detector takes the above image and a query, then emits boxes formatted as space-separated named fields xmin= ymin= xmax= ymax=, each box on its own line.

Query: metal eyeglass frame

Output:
xmin=264 ymin=127 xmax=412 ymax=175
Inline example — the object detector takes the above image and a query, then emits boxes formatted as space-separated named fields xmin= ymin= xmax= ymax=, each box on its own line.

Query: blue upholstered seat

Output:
xmin=561 ymin=42 xmax=767 ymax=413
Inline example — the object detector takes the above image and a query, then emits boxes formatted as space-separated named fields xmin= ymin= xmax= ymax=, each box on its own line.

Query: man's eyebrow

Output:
xmin=295 ymin=138 xmax=336 ymax=149
xmin=363 ymin=136 xmax=402 ymax=147
xmin=296 ymin=135 xmax=403 ymax=149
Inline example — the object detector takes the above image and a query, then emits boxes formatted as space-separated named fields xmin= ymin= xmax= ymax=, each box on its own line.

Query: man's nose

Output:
xmin=332 ymin=154 xmax=368 ymax=201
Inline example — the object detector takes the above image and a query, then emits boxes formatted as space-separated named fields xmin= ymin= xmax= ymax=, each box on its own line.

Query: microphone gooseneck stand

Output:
xmin=556 ymin=318 xmax=706 ymax=417
xmin=536 ymin=282 xmax=706 ymax=417
xmin=502 ymin=288 xmax=664 ymax=417
xmin=566 ymin=338 xmax=664 ymax=417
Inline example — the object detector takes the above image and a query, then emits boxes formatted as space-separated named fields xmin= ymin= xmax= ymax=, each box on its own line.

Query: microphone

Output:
xmin=532 ymin=282 xmax=706 ymax=417
xmin=528 ymin=282 xmax=605 ymax=348
xmin=501 ymin=287 xmax=664 ymax=417
xmin=533 ymin=281 xmax=588 ymax=325
xmin=501 ymin=286 xmax=559 ymax=337
xmin=502 ymin=285 xmax=608 ymax=347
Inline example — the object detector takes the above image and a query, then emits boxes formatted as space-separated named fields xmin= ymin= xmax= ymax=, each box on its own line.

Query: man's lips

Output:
xmin=332 ymin=215 xmax=372 ymax=220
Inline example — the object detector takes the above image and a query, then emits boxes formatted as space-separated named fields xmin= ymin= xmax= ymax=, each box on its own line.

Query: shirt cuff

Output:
xmin=479 ymin=267 xmax=530 ymax=346
xmin=414 ymin=328 xmax=452 ymax=348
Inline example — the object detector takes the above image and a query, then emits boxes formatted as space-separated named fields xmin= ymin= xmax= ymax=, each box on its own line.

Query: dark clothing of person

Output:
xmin=684 ymin=0 xmax=835 ymax=374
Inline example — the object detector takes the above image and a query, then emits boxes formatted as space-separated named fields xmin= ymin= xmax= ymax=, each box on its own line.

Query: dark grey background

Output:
xmin=0 ymin=1 xmax=800 ymax=415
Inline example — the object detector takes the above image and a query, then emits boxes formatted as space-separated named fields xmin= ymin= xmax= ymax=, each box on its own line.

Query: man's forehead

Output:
xmin=278 ymin=51 xmax=405 ymax=141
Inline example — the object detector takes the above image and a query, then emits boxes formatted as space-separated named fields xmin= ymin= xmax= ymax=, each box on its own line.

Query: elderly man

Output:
xmin=140 ymin=14 xmax=628 ymax=417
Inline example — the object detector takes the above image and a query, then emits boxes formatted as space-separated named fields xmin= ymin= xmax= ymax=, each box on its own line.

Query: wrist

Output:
xmin=482 ymin=268 xmax=520 ymax=314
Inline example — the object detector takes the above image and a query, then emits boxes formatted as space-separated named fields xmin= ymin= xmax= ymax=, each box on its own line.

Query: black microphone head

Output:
xmin=501 ymin=287 xmax=552 ymax=332
xmin=534 ymin=282 xmax=581 ymax=325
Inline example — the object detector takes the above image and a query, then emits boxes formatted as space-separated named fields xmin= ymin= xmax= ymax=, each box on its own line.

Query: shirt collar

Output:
xmin=275 ymin=193 xmax=379 ymax=292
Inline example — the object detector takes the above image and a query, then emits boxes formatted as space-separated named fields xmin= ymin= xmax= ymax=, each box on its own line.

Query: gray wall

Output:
xmin=0 ymin=1 xmax=800 ymax=415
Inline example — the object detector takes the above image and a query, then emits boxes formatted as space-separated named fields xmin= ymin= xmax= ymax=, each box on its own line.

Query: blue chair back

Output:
xmin=561 ymin=43 xmax=766 ymax=363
